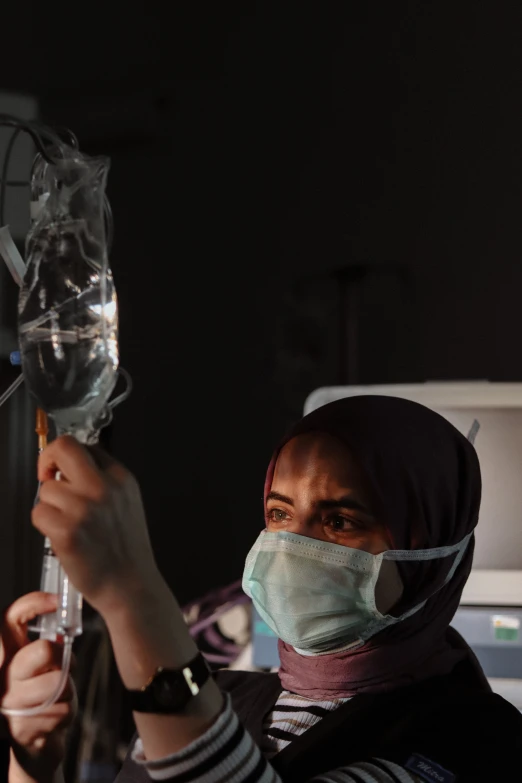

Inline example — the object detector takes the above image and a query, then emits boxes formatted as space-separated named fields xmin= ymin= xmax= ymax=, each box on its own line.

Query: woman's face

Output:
xmin=266 ymin=432 xmax=392 ymax=554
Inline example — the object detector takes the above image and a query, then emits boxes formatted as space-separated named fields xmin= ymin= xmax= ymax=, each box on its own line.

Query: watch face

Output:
xmin=130 ymin=657 xmax=209 ymax=714
xmin=153 ymin=675 xmax=183 ymax=709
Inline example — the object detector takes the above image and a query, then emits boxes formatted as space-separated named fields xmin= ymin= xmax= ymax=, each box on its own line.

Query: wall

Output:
xmin=2 ymin=4 xmax=522 ymax=603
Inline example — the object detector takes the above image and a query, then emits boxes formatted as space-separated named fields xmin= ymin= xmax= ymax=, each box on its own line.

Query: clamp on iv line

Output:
xmin=0 ymin=116 xmax=129 ymax=717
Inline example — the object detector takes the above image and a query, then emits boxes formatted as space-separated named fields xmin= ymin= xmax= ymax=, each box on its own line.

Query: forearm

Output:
xmin=103 ymin=575 xmax=224 ymax=760
xmin=8 ymin=752 xmax=36 ymax=783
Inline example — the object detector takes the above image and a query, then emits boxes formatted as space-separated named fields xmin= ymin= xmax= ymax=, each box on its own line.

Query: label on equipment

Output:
xmin=493 ymin=615 xmax=520 ymax=642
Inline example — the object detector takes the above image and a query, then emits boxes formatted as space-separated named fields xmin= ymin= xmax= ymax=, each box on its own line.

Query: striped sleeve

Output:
xmin=131 ymin=697 xmax=421 ymax=783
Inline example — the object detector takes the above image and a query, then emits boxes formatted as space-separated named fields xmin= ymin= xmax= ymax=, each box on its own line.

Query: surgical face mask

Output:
xmin=242 ymin=530 xmax=472 ymax=654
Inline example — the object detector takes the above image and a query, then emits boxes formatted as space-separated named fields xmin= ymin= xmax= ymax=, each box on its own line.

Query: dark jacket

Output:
xmin=115 ymin=659 xmax=522 ymax=782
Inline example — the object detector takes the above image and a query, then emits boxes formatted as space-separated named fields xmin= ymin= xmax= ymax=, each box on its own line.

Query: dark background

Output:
xmin=1 ymin=2 xmax=522 ymax=606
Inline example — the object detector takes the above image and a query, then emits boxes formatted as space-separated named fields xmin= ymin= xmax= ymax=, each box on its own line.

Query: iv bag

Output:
xmin=18 ymin=147 xmax=118 ymax=444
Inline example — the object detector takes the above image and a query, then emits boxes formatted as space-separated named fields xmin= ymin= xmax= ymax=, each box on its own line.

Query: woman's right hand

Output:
xmin=0 ymin=592 xmax=76 ymax=783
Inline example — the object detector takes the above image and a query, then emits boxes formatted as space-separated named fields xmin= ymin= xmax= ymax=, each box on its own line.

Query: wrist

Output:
xmin=102 ymin=575 xmax=197 ymax=690
xmin=94 ymin=566 xmax=168 ymax=621
xmin=100 ymin=572 xmax=178 ymax=631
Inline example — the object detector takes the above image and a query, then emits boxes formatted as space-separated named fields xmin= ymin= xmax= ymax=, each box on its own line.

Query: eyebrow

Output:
xmin=266 ymin=491 xmax=370 ymax=515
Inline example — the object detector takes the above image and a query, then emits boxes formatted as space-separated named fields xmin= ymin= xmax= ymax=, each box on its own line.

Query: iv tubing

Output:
xmin=0 ymin=636 xmax=73 ymax=717
xmin=0 ymin=410 xmax=71 ymax=718
xmin=0 ymin=373 xmax=24 ymax=408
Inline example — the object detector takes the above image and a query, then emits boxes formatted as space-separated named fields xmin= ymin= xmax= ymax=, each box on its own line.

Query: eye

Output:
xmin=267 ymin=508 xmax=289 ymax=524
xmin=326 ymin=514 xmax=359 ymax=533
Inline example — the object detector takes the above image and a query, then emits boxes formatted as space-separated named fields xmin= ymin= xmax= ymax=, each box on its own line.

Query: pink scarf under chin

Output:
xmin=277 ymin=633 xmax=467 ymax=700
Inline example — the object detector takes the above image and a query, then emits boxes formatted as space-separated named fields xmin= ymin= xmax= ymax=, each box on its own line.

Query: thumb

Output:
xmin=1 ymin=592 xmax=58 ymax=664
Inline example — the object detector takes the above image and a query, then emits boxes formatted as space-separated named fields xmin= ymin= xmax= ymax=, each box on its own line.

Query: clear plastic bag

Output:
xmin=18 ymin=146 xmax=118 ymax=444
xmin=0 ymin=126 xmax=122 ymax=718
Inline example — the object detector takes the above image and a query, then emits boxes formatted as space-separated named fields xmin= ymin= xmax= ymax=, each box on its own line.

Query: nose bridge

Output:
xmin=285 ymin=504 xmax=317 ymax=536
xmin=285 ymin=517 xmax=306 ymax=536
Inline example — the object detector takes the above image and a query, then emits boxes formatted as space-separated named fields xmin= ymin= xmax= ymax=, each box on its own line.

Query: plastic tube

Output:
xmin=32 ymin=473 xmax=84 ymax=641
xmin=0 ymin=636 xmax=73 ymax=717
xmin=0 ymin=373 xmax=24 ymax=408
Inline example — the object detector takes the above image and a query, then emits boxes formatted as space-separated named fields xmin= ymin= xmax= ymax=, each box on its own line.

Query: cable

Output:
xmin=0 ymin=116 xmax=81 ymax=243
xmin=0 ymin=117 xmax=81 ymax=200
xmin=0 ymin=117 xmax=114 ymax=264
xmin=47 ymin=125 xmax=79 ymax=150
xmin=0 ymin=636 xmax=73 ymax=717
xmin=0 ymin=127 xmax=22 ymax=226
xmin=0 ymin=116 xmax=57 ymax=164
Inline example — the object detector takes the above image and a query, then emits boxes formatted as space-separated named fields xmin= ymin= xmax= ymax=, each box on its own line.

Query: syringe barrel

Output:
xmin=29 ymin=539 xmax=83 ymax=640
xmin=30 ymin=541 xmax=61 ymax=640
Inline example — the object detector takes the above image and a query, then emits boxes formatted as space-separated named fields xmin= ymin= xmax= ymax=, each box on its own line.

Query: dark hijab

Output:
xmin=264 ymin=396 xmax=482 ymax=699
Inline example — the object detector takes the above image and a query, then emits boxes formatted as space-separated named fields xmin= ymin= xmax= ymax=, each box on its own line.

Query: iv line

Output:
xmin=0 ymin=373 xmax=24 ymax=408
xmin=0 ymin=412 xmax=77 ymax=718
xmin=0 ymin=638 xmax=73 ymax=717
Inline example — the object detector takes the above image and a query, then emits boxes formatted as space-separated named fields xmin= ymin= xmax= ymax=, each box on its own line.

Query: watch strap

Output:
xmin=128 ymin=652 xmax=210 ymax=714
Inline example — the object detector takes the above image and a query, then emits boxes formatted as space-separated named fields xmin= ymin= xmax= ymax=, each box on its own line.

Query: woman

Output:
xmin=4 ymin=396 xmax=522 ymax=782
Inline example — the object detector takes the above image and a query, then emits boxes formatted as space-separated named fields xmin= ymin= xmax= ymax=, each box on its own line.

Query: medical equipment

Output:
xmin=0 ymin=115 xmax=129 ymax=717
xmin=183 ymin=579 xmax=251 ymax=668
xmin=19 ymin=143 xmax=118 ymax=442
xmin=35 ymin=407 xmax=48 ymax=452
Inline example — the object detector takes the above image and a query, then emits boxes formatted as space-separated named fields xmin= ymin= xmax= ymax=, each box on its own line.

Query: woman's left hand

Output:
xmin=1 ymin=592 xmax=77 ymax=783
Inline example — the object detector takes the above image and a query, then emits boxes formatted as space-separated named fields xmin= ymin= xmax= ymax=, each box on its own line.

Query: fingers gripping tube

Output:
xmin=0 ymin=637 xmax=73 ymax=717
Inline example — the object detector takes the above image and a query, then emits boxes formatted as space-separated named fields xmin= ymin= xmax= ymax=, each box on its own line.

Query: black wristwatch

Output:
xmin=127 ymin=653 xmax=211 ymax=714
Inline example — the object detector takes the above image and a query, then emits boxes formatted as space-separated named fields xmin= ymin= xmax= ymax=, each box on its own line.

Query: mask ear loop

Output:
xmin=361 ymin=532 xmax=475 ymax=639
xmin=383 ymin=532 xmax=474 ymax=627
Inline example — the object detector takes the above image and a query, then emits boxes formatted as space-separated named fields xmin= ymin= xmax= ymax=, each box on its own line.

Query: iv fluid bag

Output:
xmin=18 ymin=150 xmax=118 ymax=443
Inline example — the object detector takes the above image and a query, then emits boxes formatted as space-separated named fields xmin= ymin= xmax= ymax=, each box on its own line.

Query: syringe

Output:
xmin=0 ymin=408 xmax=80 ymax=717
xmin=30 ymin=408 xmax=83 ymax=642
